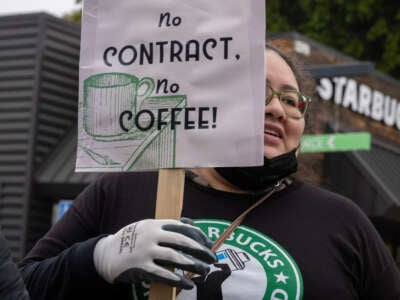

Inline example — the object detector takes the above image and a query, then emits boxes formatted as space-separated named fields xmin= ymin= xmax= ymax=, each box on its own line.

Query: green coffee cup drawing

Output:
xmin=83 ymin=72 xmax=154 ymax=140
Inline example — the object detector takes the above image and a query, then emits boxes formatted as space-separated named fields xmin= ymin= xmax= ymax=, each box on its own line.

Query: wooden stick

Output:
xmin=148 ymin=168 xmax=186 ymax=300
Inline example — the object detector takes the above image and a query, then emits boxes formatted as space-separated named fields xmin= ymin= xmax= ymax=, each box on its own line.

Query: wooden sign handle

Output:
xmin=148 ymin=168 xmax=185 ymax=300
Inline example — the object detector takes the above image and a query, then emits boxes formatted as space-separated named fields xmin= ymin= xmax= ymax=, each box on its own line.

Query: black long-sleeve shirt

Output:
xmin=19 ymin=172 xmax=400 ymax=299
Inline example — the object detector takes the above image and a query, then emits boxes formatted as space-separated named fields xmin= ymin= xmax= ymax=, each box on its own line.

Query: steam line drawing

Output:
xmin=79 ymin=145 xmax=119 ymax=166
xmin=78 ymin=72 xmax=187 ymax=170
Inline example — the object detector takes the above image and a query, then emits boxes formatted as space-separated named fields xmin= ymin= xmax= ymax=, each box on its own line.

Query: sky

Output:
xmin=1 ymin=0 xmax=81 ymax=17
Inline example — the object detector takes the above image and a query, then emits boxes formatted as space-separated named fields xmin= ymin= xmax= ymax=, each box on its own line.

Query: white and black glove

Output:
xmin=93 ymin=218 xmax=216 ymax=289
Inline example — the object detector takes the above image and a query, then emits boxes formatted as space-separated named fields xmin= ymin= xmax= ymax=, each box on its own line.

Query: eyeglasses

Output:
xmin=265 ymin=84 xmax=311 ymax=119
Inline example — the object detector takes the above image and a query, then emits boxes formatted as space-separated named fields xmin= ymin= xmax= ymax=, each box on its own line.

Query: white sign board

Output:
xmin=76 ymin=0 xmax=265 ymax=172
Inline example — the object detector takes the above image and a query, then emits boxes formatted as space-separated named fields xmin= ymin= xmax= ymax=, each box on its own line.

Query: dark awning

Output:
xmin=324 ymin=138 xmax=400 ymax=222
xmin=36 ymin=127 xmax=100 ymax=185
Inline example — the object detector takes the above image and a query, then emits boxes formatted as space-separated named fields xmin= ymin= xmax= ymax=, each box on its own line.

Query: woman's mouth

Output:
xmin=264 ymin=129 xmax=282 ymax=138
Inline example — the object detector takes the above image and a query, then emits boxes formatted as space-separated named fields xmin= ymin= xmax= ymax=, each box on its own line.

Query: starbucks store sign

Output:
xmin=317 ymin=77 xmax=400 ymax=131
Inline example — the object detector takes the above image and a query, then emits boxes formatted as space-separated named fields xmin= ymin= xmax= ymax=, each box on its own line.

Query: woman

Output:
xmin=19 ymin=44 xmax=400 ymax=299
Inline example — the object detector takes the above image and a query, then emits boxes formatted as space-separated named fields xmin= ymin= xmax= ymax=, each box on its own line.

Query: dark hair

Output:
xmin=265 ymin=43 xmax=315 ymax=101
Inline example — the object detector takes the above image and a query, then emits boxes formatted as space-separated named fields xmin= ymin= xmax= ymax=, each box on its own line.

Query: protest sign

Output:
xmin=76 ymin=0 xmax=265 ymax=172
xmin=77 ymin=0 xmax=265 ymax=298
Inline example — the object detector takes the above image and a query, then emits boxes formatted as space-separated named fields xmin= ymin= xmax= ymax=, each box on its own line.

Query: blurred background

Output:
xmin=1 ymin=0 xmax=81 ymax=18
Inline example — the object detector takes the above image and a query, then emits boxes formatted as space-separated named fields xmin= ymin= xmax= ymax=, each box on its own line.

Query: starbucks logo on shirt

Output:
xmin=177 ymin=219 xmax=304 ymax=300
xmin=133 ymin=219 xmax=303 ymax=300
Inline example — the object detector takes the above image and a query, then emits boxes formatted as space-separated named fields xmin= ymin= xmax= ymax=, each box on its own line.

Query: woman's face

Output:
xmin=264 ymin=49 xmax=305 ymax=158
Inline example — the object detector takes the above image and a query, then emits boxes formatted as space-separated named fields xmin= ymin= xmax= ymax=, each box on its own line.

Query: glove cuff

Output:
xmin=93 ymin=235 xmax=113 ymax=283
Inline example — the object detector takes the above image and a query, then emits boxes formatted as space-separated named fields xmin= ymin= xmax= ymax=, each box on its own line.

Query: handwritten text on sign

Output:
xmin=77 ymin=0 xmax=265 ymax=172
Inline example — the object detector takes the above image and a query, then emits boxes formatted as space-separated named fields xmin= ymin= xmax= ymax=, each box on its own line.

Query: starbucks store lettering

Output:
xmin=317 ymin=77 xmax=400 ymax=131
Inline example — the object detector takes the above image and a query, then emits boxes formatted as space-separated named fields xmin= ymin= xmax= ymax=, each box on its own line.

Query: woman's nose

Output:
xmin=265 ymin=96 xmax=286 ymax=120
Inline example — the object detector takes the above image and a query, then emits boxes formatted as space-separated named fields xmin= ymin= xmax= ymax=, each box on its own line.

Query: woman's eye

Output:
xmin=282 ymin=96 xmax=297 ymax=107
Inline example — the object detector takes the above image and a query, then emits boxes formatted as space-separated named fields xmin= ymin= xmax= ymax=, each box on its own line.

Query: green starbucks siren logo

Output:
xmin=133 ymin=219 xmax=303 ymax=300
xmin=192 ymin=219 xmax=304 ymax=300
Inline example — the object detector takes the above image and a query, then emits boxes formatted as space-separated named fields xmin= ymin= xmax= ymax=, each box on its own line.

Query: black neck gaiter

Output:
xmin=215 ymin=148 xmax=298 ymax=191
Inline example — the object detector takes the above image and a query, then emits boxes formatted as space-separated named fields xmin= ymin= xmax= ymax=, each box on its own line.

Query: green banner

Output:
xmin=300 ymin=132 xmax=371 ymax=153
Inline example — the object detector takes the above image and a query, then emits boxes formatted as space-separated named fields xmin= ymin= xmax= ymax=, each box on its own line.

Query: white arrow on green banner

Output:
xmin=300 ymin=132 xmax=371 ymax=153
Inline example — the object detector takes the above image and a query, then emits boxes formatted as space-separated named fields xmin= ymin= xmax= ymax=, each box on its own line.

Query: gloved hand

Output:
xmin=93 ymin=218 xmax=216 ymax=289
